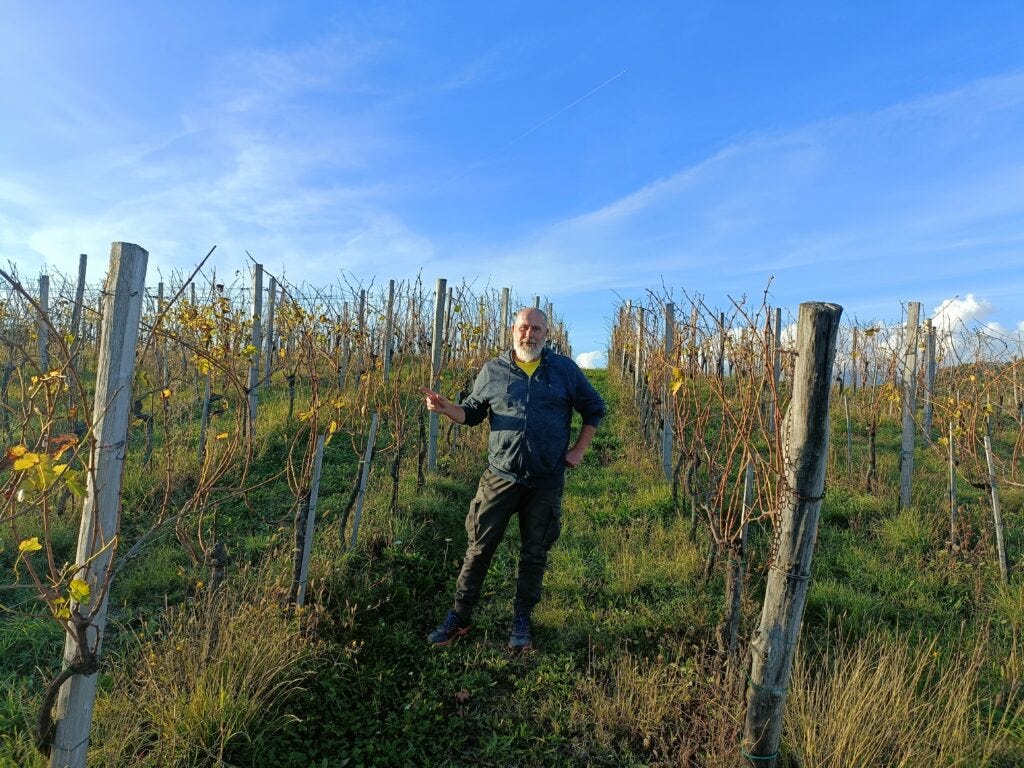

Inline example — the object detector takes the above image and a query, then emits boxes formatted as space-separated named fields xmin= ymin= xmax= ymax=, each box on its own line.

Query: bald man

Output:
xmin=420 ymin=307 xmax=605 ymax=650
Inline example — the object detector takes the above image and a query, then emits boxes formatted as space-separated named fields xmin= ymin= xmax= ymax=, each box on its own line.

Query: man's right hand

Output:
xmin=419 ymin=386 xmax=451 ymax=413
xmin=418 ymin=386 xmax=466 ymax=424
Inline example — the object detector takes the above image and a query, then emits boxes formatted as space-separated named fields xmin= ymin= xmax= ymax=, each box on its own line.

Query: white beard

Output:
xmin=514 ymin=340 xmax=542 ymax=362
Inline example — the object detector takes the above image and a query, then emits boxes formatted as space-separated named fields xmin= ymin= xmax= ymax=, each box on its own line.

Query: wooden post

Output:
xmin=770 ymin=307 xmax=783 ymax=434
xmin=356 ymin=289 xmax=366 ymax=372
xmin=383 ymin=280 xmax=395 ymax=385
xmin=70 ymin=255 xmax=87 ymax=369
xmin=339 ymin=301 xmax=351 ymax=389
xmin=633 ymin=306 xmax=645 ymax=403
xmin=156 ymin=281 xmax=168 ymax=392
xmin=948 ymin=420 xmax=958 ymax=548
xmin=662 ymin=302 xmax=674 ymax=482
xmin=197 ymin=372 xmax=211 ymax=465
xmin=851 ymin=326 xmax=859 ymax=393
xmin=717 ymin=311 xmax=726 ymax=379
xmin=263 ymin=276 xmax=277 ymax=385
xmin=296 ymin=434 xmax=326 ymax=607
xmin=443 ymin=287 xmax=454 ymax=353
xmin=499 ymin=288 xmax=510 ymax=350
xmin=742 ymin=301 xmax=842 ymax=768
xmin=350 ymin=411 xmax=380 ymax=547
xmin=247 ymin=264 xmax=263 ymax=428
xmin=620 ymin=300 xmax=632 ymax=379
xmin=38 ymin=274 xmax=50 ymax=372
xmin=843 ymin=392 xmax=853 ymax=475
xmin=533 ymin=295 xmax=541 ymax=308
xmin=984 ymin=420 xmax=1009 ymax=583
xmin=427 ymin=278 xmax=446 ymax=471
xmin=898 ymin=302 xmax=920 ymax=511
xmin=719 ymin=460 xmax=754 ymax=679
xmin=50 ymin=243 xmax=148 ymax=768
xmin=922 ymin=318 xmax=936 ymax=440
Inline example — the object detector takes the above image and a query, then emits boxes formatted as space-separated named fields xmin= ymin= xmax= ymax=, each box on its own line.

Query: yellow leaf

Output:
xmin=13 ymin=453 xmax=41 ymax=471
xmin=18 ymin=537 xmax=42 ymax=553
xmin=298 ymin=410 xmax=314 ymax=422
xmin=69 ymin=578 xmax=90 ymax=603
xmin=52 ymin=597 xmax=71 ymax=620
xmin=215 ymin=432 xmax=228 ymax=440
xmin=8 ymin=445 xmax=27 ymax=458
xmin=328 ymin=420 xmax=338 ymax=434
xmin=670 ymin=367 xmax=684 ymax=396
xmin=161 ymin=388 xmax=172 ymax=399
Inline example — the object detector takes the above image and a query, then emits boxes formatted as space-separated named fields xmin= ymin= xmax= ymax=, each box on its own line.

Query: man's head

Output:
xmin=512 ymin=307 xmax=548 ymax=362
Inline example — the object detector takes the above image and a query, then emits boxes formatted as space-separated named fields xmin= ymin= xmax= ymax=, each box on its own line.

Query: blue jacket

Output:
xmin=460 ymin=348 xmax=606 ymax=488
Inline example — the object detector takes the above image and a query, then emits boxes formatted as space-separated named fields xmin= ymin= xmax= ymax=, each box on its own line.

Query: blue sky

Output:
xmin=3 ymin=2 xmax=1024 ymax=366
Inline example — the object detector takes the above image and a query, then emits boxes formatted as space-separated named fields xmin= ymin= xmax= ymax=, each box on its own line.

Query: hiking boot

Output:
xmin=428 ymin=609 xmax=471 ymax=647
xmin=508 ymin=614 xmax=533 ymax=651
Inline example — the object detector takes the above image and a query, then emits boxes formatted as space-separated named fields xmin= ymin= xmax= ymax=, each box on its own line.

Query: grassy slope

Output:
xmin=3 ymin=368 xmax=1023 ymax=766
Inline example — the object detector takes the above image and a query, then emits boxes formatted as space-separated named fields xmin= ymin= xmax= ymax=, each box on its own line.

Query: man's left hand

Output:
xmin=565 ymin=447 xmax=585 ymax=469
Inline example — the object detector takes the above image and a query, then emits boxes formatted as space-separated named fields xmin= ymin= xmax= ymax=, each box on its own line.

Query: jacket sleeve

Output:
xmin=458 ymin=364 xmax=492 ymax=427
xmin=572 ymin=364 xmax=606 ymax=428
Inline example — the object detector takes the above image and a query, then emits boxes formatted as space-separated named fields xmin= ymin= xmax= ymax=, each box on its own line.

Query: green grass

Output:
xmin=3 ymin=364 xmax=1023 ymax=766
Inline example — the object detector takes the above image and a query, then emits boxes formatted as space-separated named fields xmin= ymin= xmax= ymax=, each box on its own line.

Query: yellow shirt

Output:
xmin=516 ymin=358 xmax=541 ymax=377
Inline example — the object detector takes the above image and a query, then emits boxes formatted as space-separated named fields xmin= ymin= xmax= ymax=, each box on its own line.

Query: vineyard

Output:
xmin=2 ymin=242 xmax=1023 ymax=767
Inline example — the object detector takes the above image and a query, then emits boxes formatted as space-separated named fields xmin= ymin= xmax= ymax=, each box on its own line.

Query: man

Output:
xmin=419 ymin=307 xmax=605 ymax=651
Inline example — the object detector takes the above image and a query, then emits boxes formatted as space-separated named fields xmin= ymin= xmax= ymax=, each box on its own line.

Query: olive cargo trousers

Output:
xmin=453 ymin=467 xmax=563 ymax=620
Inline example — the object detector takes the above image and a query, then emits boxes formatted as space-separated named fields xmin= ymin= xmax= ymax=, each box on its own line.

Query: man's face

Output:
xmin=512 ymin=310 xmax=547 ymax=362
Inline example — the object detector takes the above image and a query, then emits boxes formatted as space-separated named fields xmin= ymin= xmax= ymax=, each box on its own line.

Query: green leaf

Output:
xmin=65 ymin=470 xmax=87 ymax=499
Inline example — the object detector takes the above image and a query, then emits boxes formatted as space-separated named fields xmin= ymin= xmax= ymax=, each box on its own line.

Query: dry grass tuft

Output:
xmin=566 ymin=646 xmax=741 ymax=767
xmin=786 ymin=629 xmax=1024 ymax=767
xmin=90 ymin=577 xmax=320 ymax=767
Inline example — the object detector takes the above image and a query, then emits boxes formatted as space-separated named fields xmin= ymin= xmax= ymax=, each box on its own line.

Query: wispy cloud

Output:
xmin=501 ymin=69 xmax=1024 ymax=321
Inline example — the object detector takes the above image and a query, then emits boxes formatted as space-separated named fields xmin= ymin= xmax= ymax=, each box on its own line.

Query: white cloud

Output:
xmin=931 ymin=293 xmax=994 ymax=333
xmin=575 ymin=350 xmax=606 ymax=369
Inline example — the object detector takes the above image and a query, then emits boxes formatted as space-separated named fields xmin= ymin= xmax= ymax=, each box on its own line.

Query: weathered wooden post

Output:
xmin=247 ymin=264 xmax=263 ymax=429
xmin=499 ymin=287 xmax=510 ymax=350
xmin=70 ymin=255 xmax=87 ymax=369
xmin=898 ymin=302 xmax=920 ymax=511
xmin=662 ymin=302 xmax=674 ymax=481
xmin=948 ymin=420 xmax=958 ymax=548
xmin=38 ymin=274 xmax=50 ymax=372
xmin=718 ymin=460 xmax=754 ymax=681
xmin=984 ymin=418 xmax=1009 ymax=582
xmin=442 ymin=286 xmax=454 ymax=354
xmin=156 ymin=281 xmax=170 ymax=393
xmin=716 ymin=311 xmax=726 ymax=379
xmin=339 ymin=301 xmax=351 ymax=388
xmin=295 ymin=434 xmax=326 ymax=608
xmin=427 ymin=278 xmax=446 ymax=471
xmin=49 ymin=242 xmax=148 ymax=768
xmin=382 ymin=279 xmax=395 ymax=384
xmin=620 ymin=300 xmax=632 ymax=379
xmin=851 ymin=326 xmax=859 ymax=392
xmin=197 ymin=371 xmax=212 ymax=465
xmin=533 ymin=295 xmax=541 ymax=309
xmin=356 ymin=289 xmax=366 ymax=371
xmin=633 ymin=305 xmax=645 ymax=404
xmin=742 ymin=301 xmax=842 ymax=768
xmin=769 ymin=307 xmax=783 ymax=434
xmin=350 ymin=411 xmax=380 ymax=547
xmin=263 ymin=276 xmax=277 ymax=386
xmin=922 ymin=318 xmax=936 ymax=440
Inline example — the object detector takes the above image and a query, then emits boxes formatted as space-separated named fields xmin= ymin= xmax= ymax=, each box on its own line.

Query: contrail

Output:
xmin=508 ymin=68 xmax=628 ymax=146
xmin=436 ymin=68 xmax=627 ymax=190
